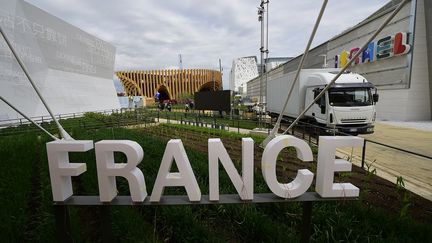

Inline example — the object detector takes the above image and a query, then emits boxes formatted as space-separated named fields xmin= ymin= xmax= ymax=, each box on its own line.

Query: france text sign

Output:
xmin=46 ymin=135 xmax=363 ymax=203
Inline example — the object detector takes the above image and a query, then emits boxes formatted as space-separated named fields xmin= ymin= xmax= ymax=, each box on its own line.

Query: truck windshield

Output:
xmin=329 ymin=88 xmax=372 ymax=107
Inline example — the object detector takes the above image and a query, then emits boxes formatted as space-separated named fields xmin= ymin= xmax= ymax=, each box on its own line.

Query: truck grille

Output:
xmin=341 ymin=118 xmax=367 ymax=123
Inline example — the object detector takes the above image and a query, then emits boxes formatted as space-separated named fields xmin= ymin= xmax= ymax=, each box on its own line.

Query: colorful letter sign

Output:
xmin=335 ymin=32 xmax=410 ymax=68
xmin=393 ymin=32 xmax=411 ymax=55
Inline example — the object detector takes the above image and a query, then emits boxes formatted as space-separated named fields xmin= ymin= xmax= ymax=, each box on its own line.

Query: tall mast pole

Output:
xmin=258 ymin=0 xmax=268 ymax=129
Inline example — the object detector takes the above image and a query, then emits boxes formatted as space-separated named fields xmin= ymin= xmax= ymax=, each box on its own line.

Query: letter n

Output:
xmin=208 ymin=138 xmax=254 ymax=201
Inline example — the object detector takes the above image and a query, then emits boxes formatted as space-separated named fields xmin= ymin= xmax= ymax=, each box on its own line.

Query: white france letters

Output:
xmin=46 ymin=135 xmax=363 ymax=202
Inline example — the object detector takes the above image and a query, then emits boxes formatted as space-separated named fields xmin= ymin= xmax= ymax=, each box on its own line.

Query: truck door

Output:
xmin=311 ymin=88 xmax=327 ymax=124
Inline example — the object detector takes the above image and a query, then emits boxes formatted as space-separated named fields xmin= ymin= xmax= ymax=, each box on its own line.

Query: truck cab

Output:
xmin=304 ymin=72 xmax=378 ymax=134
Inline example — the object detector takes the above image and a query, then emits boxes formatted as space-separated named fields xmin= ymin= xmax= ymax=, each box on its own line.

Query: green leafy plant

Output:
xmin=396 ymin=176 xmax=411 ymax=218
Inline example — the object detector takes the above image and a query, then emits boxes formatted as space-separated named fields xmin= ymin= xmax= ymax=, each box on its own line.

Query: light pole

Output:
xmin=219 ymin=58 xmax=222 ymax=90
xmin=258 ymin=0 xmax=269 ymax=129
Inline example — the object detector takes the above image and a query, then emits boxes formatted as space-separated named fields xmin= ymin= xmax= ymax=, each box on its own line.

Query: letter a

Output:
xmin=150 ymin=139 xmax=201 ymax=202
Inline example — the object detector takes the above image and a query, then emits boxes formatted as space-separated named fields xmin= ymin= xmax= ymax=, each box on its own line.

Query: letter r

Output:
xmin=95 ymin=140 xmax=147 ymax=202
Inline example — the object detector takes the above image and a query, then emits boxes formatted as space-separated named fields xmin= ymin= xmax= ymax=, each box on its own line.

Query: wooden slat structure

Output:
xmin=116 ymin=69 xmax=222 ymax=100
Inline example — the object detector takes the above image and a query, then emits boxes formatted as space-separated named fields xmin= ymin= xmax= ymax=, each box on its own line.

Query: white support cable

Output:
xmin=0 ymin=96 xmax=59 ymax=140
xmin=262 ymin=0 xmax=328 ymax=146
xmin=0 ymin=26 xmax=73 ymax=140
xmin=282 ymin=0 xmax=409 ymax=135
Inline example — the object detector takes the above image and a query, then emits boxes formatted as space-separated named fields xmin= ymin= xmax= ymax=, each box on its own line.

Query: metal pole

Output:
xmin=264 ymin=0 xmax=269 ymax=127
xmin=262 ymin=0 xmax=328 ymax=147
xmin=282 ymin=0 xmax=409 ymax=135
xmin=258 ymin=1 xmax=266 ymax=129
xmin=300 ymin=201 xmax=313 ymax=243
xmin=219 ymin=58 xmax=222 ymax=91
xmin=213 ymin=71 xmax=215 ymax=91
xmin=0 ymin=26 xmax=72 ymax=140
xmin=54 ymin=205 xmax=73 ymax=243
xmin=361 ymin=140 xmax=367 ymax=169
xmin=101 ymin=206 xmax=114 ymax=242
xmin=0 ymin=96 xmax=58 ymax=140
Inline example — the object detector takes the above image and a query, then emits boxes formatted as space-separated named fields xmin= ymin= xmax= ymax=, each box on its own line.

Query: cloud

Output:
xmin=26 ymin=0 xmax=389 ymax=89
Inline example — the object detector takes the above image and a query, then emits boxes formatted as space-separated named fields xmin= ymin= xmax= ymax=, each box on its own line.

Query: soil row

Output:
xmin=142 ymin=125 xmax=432 ymax=224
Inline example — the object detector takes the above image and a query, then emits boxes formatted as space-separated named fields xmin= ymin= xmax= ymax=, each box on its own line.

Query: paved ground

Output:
xmin=379 ymin=120 xmax=432 ymax=132
xmin=337 ymin=122 xmax=432 ymax=201
xmin=156 ymin=118 xmax=254 ymax=135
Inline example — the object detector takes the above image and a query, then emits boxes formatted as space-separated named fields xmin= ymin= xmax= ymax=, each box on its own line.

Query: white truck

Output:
xmin=267 ymin=68 xmax=379 ymax=134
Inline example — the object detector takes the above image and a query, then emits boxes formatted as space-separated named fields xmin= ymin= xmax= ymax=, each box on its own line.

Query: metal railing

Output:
xmin=0 ymin=109 xmax=118 ymax=128
xmin=360 ymin=139 xmax=432 ymax=169
xmin=0 ymin=107 xmax=269 ymax=137
xmin=4 ymin=107 xmax=430 ymax=173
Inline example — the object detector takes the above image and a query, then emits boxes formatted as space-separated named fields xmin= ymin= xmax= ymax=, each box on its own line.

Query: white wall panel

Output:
xmin=0 ymin=0 xmax=119 ymax=121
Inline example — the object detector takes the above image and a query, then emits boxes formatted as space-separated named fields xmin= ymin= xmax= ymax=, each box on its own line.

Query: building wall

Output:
xmin=247 ymin=0 xmax=431 ymax=121
xmin=265 ymin=57 xmax=292 ymax=72
xmin=247 ymin=43 xmax=327 ymax=100
xmin=116 ymin=69 xmax=222 ymax=100
xmin=403 ymin=0 xmax=430 ymax=120
xmin=0 ymin=0 xmax=119 ymax=121
xmin=327 ymin=2 xmax=412 ymax=90
xmin=372 ymin=0 xmax=430 ymax=120
xmin=229 ymin=57 xmax=258 ymax=94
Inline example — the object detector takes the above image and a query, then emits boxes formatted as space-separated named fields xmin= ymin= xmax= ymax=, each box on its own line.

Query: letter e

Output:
xmin=316 ymin=136 xmax=363 ymax=197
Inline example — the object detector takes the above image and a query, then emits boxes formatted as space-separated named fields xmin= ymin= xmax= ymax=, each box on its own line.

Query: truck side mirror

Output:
xmin=373 ymin=93 xmax=379 ymax=103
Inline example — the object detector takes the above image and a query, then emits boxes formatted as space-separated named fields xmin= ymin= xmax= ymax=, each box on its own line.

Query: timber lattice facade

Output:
xmin=116 ymin=69 xmax=222 ymax=100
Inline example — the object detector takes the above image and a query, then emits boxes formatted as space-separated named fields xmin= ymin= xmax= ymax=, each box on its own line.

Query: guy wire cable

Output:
xmin=0 ymin=26 xmax=73 ymax=140
xmin=0 ymin=96 xmax=59 ymax=140
xmin=261 ymin=0 xmax=328 ymax=147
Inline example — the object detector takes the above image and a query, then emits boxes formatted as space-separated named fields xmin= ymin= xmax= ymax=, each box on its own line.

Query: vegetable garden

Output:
xmin=1 ymin=113 xmax=431 ymax=242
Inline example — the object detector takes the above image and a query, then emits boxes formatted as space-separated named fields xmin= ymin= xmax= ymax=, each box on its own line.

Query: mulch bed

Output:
xmin=142 ymin=125 xmax=432 ymax=224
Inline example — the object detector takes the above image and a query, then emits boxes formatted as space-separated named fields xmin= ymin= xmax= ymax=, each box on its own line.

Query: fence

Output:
xmin=2 ymin=107 xmax=431 ymax=241
xmin=0 ymin=107 xmax=271 ymax=137
xmin=3 ymin=107 xmax=431 ymax=200
xmin=286 ymin=121 xmax=432 ymax=201
xmin=357 ymin=137 xmax=432 ymax=200
xmin=0 ymin=108 xmax=117 ymax=128
xmin=0 ymin=108 xmax=159 ymax=137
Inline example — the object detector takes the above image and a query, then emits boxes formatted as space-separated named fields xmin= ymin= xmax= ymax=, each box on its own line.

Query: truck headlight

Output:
xmin=367 ymin=127 xmax=374 ymax=132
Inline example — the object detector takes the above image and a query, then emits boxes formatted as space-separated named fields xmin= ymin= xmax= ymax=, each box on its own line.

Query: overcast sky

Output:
xmin=26 ymin=0 xmax=389 ymax=89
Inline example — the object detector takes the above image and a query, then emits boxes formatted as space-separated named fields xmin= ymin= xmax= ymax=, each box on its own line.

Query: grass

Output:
xmin=1 ymin=113 xmax=431 ymax=242
xmin=0 ymin=133 xmax=56 ymax=242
